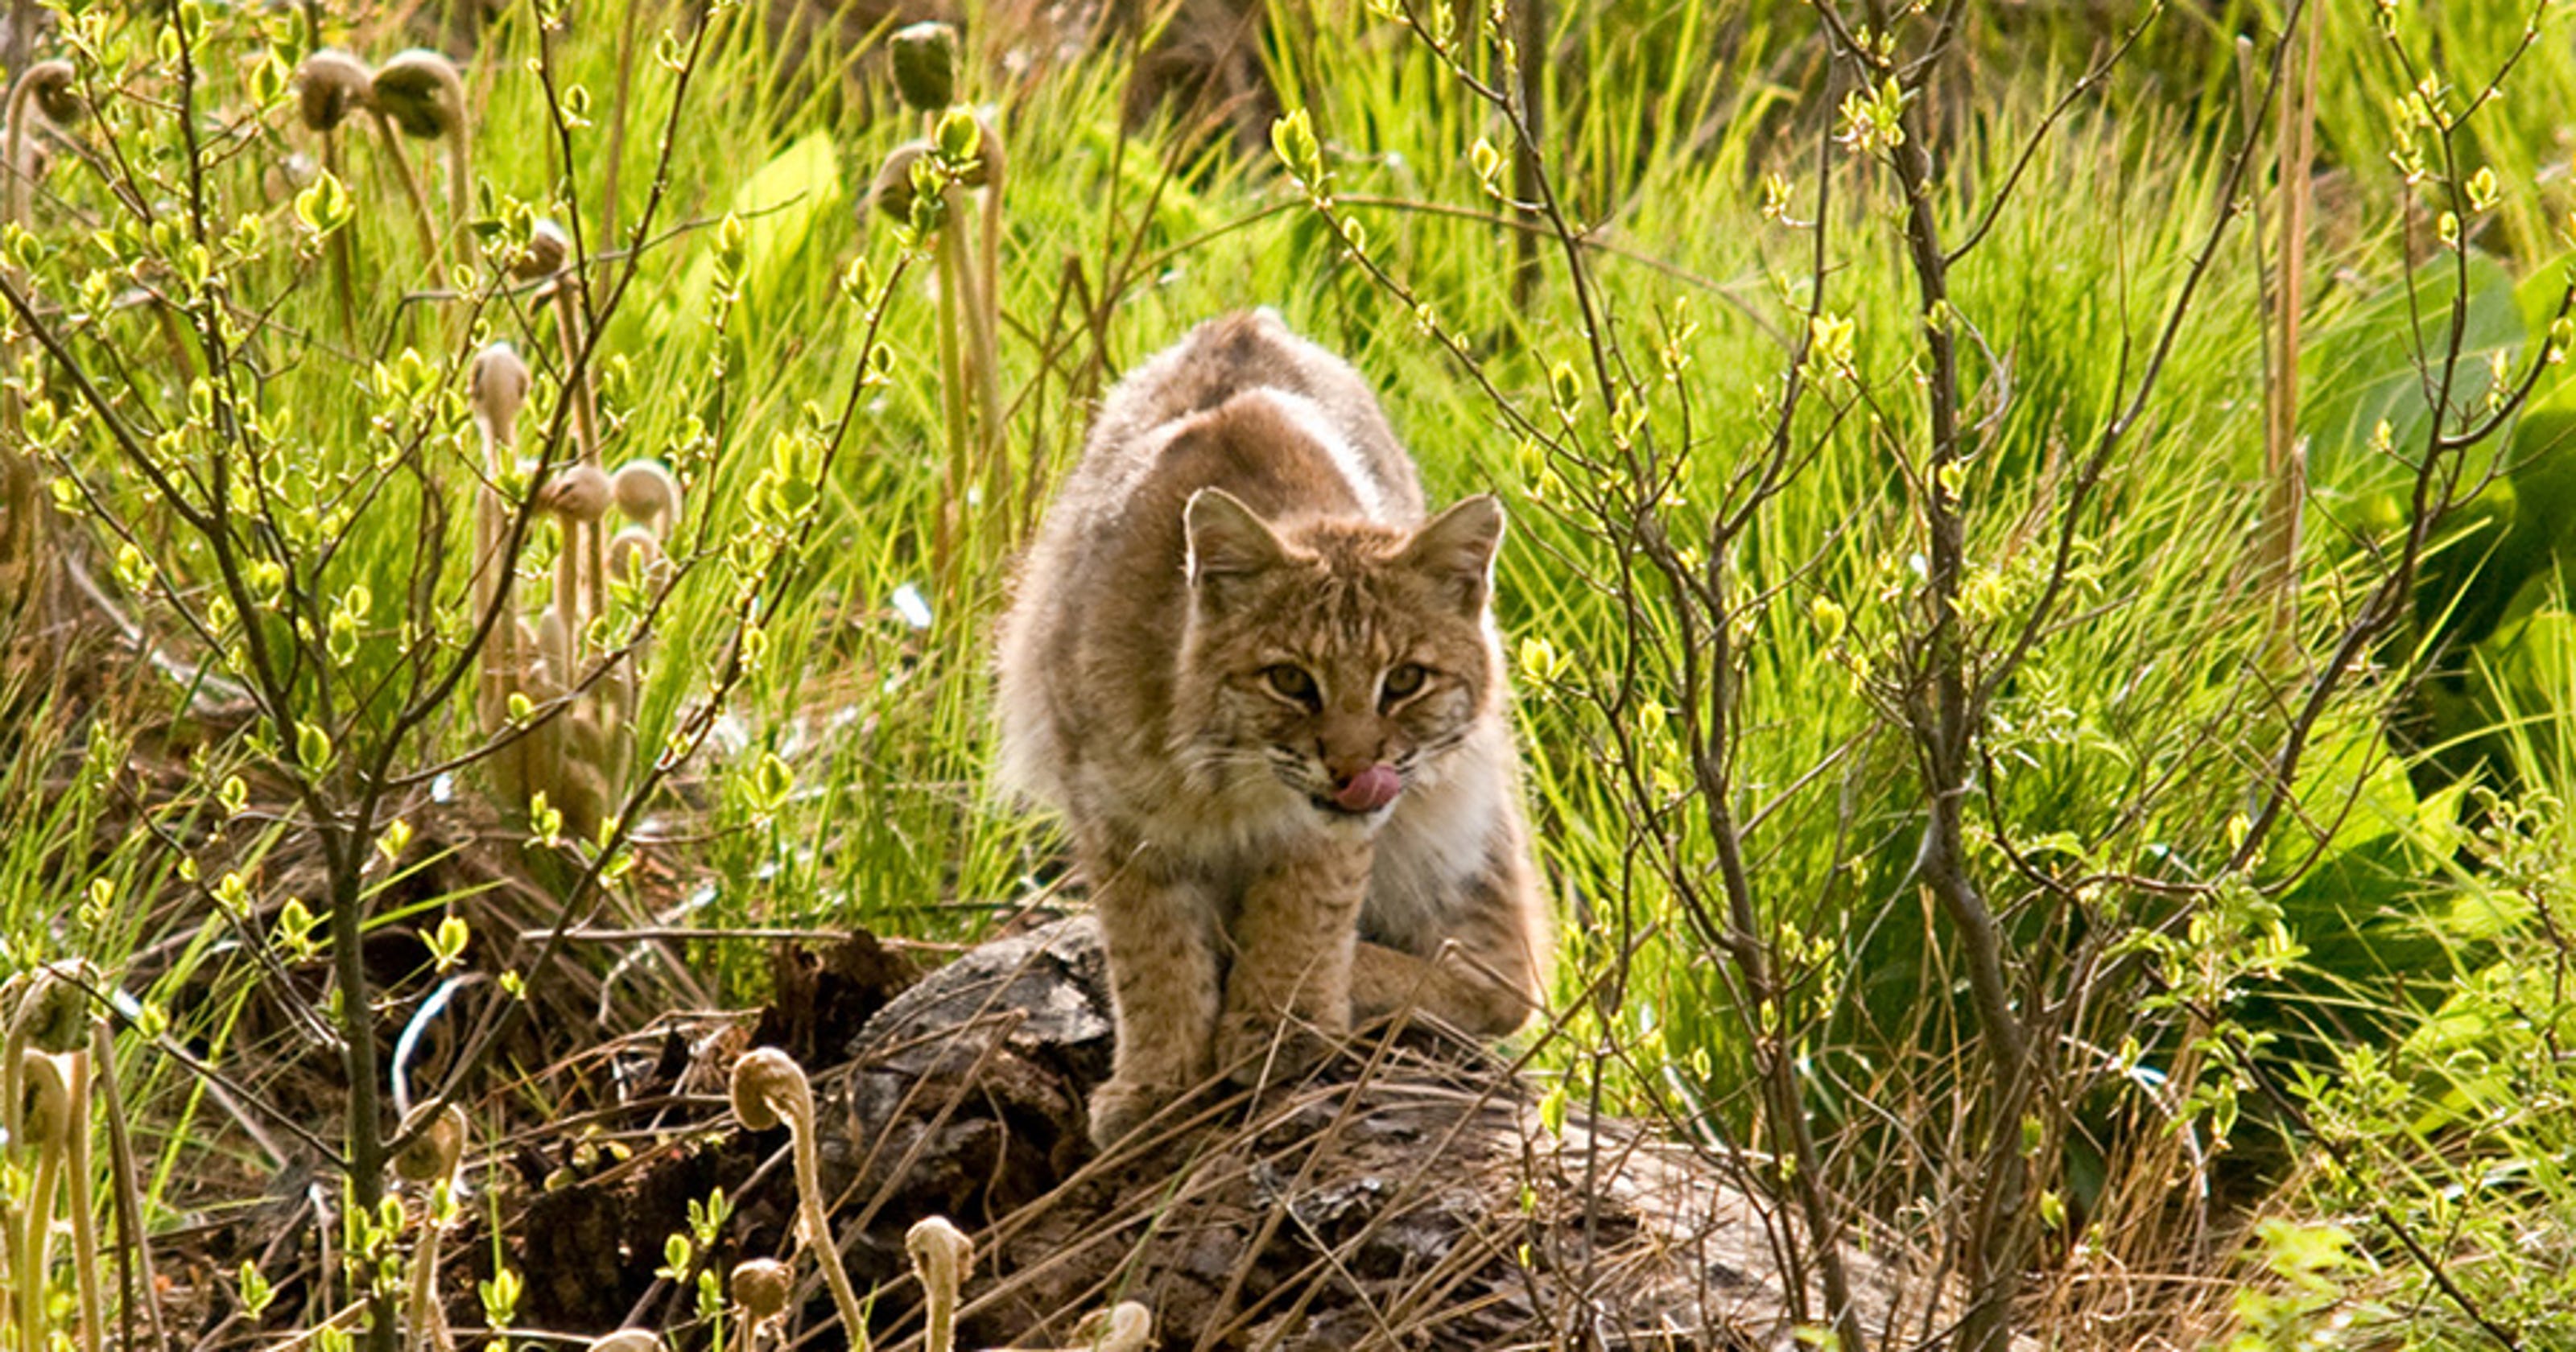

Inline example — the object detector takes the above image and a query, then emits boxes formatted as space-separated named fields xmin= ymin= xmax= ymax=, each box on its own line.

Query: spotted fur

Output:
xmin=995 ymin=311 xmax=1554 ymax=1148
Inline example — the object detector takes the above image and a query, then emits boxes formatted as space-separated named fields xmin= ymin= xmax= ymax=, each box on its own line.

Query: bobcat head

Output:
xmin=1172 ymin=487 xmax=1505 ymax=826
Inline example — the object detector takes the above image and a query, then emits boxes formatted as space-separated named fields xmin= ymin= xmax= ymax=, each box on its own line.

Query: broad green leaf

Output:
xmin=642 ymin=130 xmax=847 ymax=346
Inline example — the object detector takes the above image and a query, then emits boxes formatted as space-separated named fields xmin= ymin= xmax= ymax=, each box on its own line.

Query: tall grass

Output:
xmin=6 ymin=0 xmax=2576 ymax=1349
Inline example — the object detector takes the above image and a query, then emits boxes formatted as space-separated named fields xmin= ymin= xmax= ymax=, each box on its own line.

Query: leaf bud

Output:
xmin=869 ymin=142 xmax=931 ymax=225
xmin=18 ymin=1050 xmax=72 ymax=1147
xmin=393 ymin=1102 xmax=469 ymax=1183
xmin=905 ymin=1214 xmax=972 ymax=1284
xmin=1071 ymin=1301 xmax=1154 ymax=1352
xmin=608 ymin=525 xmax=666 ymax=583
xmin=515 ymin=218 xmax=571 ymax=282
xmin=11 ymin=961 xmax=92 ymax=1054
xmin=16 ymin=60 xmax=84 ymax=128
xmin=612 ymin=459 xmax=682 ymax=527
xmin=729 ymin=1047 xmax=811 ymax=1133
xmin=889 ymin=22 xmax=959 ymax=112
xmin=371 ymin=49 xmax=465 ymax=141
xmin=539 ymin=463 xmax=612 ymax=522
xmin=471 ymin=341 xmax=530 ymax=437
xmin=297 ymin=50 xmax=374 ymax=133
xmin=730 ymin=1259 xmax=792 ymax=1325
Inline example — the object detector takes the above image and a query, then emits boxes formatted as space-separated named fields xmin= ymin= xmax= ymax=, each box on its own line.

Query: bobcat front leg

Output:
xmin=1352 ymin=941 xmax=1540 ymax=1037
xmin=1354 ymin=850 xmax=1550 ymax=1037
xmin=1216 ymin=841 xmax=1373 ymax=1084
xmin=1088 ymin=844 xmax=1221 ymax=1148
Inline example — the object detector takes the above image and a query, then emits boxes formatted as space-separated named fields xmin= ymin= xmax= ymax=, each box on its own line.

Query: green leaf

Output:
xmin=643 ymin=131 xmax=845 ymax=346
xmin=238 ymin=1262 xmax=275 ymax=1318
xmin=747 ymin=751 xmax=792 ymax=815
xmin=2303 ymin=253 xmax=2523 ymax=497
xmin=295 ymin=721 xmax=332 ymax=770
xmin=431 ymin=915 xmax=470 ymax=971
xmin=1271 ymin=108 xmax=1321 ymax=187
xmin=294 ymin=170 xmax=351 ymax=237
xmin=934 ymin=105 xmax=981 ymax=163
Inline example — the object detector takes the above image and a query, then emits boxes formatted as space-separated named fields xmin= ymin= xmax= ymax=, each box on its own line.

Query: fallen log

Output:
xmin=818 ymin=915 xmax=1951 ymax=1351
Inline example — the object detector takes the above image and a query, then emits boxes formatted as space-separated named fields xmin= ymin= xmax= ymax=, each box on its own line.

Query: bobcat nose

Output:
xmin=1320 ymin=746 xmax=1378 ymax=785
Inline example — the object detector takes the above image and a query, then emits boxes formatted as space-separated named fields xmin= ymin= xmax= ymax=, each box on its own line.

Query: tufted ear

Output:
xmin=1398 ymin=494 xmax=1505 ymax=614
xmin=1184 ymin=488 xmax=1288 ymax=593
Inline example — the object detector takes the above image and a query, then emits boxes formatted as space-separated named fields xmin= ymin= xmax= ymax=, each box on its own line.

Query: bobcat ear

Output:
xmin=1401 ymin=494 xmax=1505 ymax=614
xmin=1184 ymin=488 xmax=1286 ymax=591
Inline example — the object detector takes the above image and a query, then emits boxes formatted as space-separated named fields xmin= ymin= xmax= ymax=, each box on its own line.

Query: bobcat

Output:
xmin=994 ymin=311 xmax=1552 ymax=1148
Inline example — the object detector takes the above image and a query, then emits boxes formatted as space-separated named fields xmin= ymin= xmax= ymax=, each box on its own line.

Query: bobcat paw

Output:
xmin=1215 ymin=1011 xmax=1336 ymax=1086
xmin=1087 ymin=1078 xmax=1174 ymax=1151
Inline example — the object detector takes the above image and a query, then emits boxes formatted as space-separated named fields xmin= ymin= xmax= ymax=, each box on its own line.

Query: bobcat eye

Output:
xmin=1261 ymin=664 xmax=1319 ymax=706
xmin=1382 ymin=662 xmax=1429 ymax=703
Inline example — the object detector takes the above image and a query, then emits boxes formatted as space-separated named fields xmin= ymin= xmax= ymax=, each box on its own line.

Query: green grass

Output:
xmin=10 ymin=0 xmax=2576 ymax=1347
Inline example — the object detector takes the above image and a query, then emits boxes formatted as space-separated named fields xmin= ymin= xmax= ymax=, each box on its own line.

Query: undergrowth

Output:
xmin=4 ymin=0 xmax=2576 ymax=1350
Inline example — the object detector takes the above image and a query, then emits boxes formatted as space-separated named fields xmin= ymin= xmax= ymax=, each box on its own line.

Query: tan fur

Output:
xmin=995 ymin=311 xmax=1554 ymax=1148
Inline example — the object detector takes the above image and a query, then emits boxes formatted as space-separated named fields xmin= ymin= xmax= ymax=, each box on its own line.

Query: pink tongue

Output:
xmin=1334 ymin=764 xmax=1403 ymax=813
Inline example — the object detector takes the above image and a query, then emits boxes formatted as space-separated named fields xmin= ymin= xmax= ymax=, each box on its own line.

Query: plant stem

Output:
xmin=2262 ymin=17 xmax=2319 ymax=641
xmin=474 ymin=415 xmax=535 ymax=810
xmin=791 ymin=1119 xmax=867 ymax=1340
xmin=403 ymin=1185 xmax=452 ymax=1352
xmin=64 ymin=1050 xmax=102 ymax=1352
xmin=324 ymin=823 xmax=394 ymax=1352
xmin=1508 ymin=0 xmax=1544 ymax=307
xmin=370 ymin=109 xmax=439 ymax=260
xmin=599 ymin=0 xmax=646 ymax=264
xmin=1 ymin=1010 xmax=23 ymax=1351
xmin=93 ymin=1020 xmax=166 ymax=1352
xmin=324 ymin=128 xmax=358 ymax=340
xmin=475 ymin=419 xmax=506 ymax=734
xmin=4 ymin=0 xmax=30 ymax=83
xmin=1816 ymin=5 xmax=2035 ymax=1347
xmin=1893 ymin=113 xmax=2036 ymax=1352
xmin=547 ymin=279 xmax=606 ymax=634
xmin=971 ymin=149 xmax=1008 ymax=531
xmin=2 ymin=63 xmax=52 ymax=625
xmin=555 ymin=536 xmax=580 ymax=680
xmin=444 ymin=130 xmax=473 ymax=274
xmin=932 ymin=216 xmax=970 ymax=592
xmin=20 ymin=1120 xmax=60 ymax=1352
xmin=950 ymin=209 xmax=1002 ymax=546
